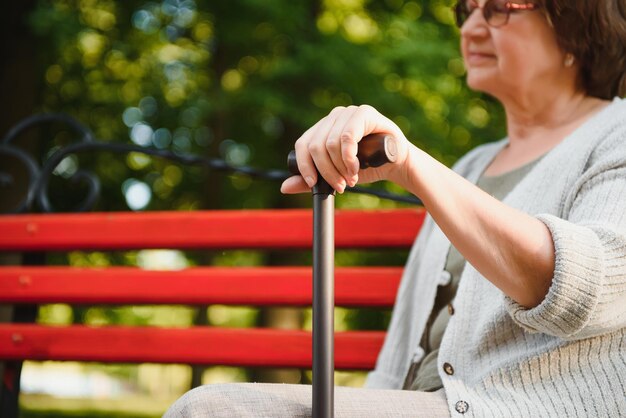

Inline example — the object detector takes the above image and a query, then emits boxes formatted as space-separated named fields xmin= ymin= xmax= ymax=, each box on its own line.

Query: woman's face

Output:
xmin=460 ymin=1 xmax=571 ymax=102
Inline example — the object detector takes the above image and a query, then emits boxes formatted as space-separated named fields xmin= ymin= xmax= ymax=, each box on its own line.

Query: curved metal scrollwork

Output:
xmin=0 ymin=113 xmax=421 ymax=214
xmin=1 ymin=114 xmax=98 ymax=214
xmin=0 ymin=144 xmax=40 ymax=214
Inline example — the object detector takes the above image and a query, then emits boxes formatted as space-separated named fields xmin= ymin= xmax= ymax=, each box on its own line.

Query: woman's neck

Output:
xmin=503 ymin=92 xmax=609 ymax=144
xmin=482 ymin=93 xmax=611 ymax=176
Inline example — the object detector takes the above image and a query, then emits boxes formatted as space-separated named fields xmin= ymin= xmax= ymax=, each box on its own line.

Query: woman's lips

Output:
xmin=466 ymin=52 xmax=497 ymax=65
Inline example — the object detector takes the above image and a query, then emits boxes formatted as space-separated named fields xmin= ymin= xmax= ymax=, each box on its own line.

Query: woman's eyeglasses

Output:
xmin=454 ymin=0 xmax=538 ymax=28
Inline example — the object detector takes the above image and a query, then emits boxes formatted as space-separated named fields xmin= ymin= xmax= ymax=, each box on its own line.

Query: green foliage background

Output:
xmin=6 ymin=0 xmax=508 ymax=416
xmin=28 ymin=0 xmax=505 ymax=213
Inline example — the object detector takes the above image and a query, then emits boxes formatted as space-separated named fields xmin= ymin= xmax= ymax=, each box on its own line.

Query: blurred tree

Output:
xmin=25 ymin=0 xmax=505 ymax=213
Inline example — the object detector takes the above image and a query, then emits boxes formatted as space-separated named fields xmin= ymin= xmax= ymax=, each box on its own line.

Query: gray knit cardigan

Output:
xmin=365 ymin=97 xmax=626 ymax=417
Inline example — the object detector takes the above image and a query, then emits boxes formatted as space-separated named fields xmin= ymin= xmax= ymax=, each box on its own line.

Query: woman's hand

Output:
xmin=280 ymin=105 xmax=557 ymax=309
xmin=280 ymin=105 xmax=410 ymax=194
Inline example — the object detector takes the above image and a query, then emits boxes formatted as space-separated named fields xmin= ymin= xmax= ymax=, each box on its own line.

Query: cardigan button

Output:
xmin=455 ymin=400 xmax=469 ymax=414
xmin=443 ymin=362 xmax=454 ymax=375
xmin=447 ymin=303 xmax=455 ymax=315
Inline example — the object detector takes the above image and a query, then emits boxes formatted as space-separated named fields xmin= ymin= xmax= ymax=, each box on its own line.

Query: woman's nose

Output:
xmin=460 ymin=8 xmax=490 ymax=38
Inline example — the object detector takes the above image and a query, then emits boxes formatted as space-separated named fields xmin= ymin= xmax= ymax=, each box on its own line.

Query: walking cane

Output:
xmin=288 ymin=133 xmax=398 ymax=418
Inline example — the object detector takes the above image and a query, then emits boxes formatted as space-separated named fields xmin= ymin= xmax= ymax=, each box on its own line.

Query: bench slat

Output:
xmin=0 ymin=209 xmax=424 ymax=251
xmin=0 ymin=324 xmax=384 ymax=370
xmin=0 ymin=266 xmax=401 ymax=307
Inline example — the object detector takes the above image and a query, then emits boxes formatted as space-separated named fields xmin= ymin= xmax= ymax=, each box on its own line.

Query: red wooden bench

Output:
xmin=0 ymin=208 xmax=424 ymax=413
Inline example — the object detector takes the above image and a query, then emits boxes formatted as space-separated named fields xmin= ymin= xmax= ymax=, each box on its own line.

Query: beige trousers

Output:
xmin=163 ymin=383 xmax=451 ymax=418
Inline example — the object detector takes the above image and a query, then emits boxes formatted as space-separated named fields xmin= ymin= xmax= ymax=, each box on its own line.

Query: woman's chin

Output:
xmin=466 ymin=78 xmax=486 ymax=93
xmin=465 ymin=73 xmax=499 ymax=95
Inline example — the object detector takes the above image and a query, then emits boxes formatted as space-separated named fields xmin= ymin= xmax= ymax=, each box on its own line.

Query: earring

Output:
xmin=564 ymin=53 xmax=575 ymax=67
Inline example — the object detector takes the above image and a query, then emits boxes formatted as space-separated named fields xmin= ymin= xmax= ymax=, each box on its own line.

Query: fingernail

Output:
xmin=338 ymin=180 xmax=346 ymax=193
xmin=305 ymin=176 xmax=315 ymax=188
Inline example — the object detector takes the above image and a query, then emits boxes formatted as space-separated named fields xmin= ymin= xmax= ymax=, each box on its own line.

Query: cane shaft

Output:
xmin=312 ymin=182 xmax=335 ymax=418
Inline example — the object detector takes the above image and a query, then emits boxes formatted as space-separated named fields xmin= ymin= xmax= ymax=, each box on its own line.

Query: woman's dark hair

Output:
xmin=538 ymin=0 xmax=626 ymax=99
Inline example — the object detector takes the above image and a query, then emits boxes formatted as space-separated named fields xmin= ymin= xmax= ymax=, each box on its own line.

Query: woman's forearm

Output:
xmin=392 ymin=145 xmax=555 ymax=308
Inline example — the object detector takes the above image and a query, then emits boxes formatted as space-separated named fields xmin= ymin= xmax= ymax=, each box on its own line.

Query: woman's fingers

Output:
xmin=325 ymin=106 xmax=359 ymax=187
xmin=280 ymin=175 xmax=310 ymax=194
xmin=309 ymin=138 xmax=348 ymax=192
xmin=305 ymin=107 xmax=352 ymax=193
xmin=286 ymin=104 xmax=406 ymax=195
xmin=333 ymin=105 xmax=401 ymax=178
xmin=294 ymin=108 xmax=352 ymax=191
xmin=294 ymin=122 xmax=322 ymax=188
xmin=337 ymin=105 xmax=376 ymax=177
xmin=340 ymin=131 xmax=360 ymax=180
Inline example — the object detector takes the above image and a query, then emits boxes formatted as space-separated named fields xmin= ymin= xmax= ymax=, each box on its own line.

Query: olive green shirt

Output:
xmin=404 ymin=158 xmax=540 ymax=391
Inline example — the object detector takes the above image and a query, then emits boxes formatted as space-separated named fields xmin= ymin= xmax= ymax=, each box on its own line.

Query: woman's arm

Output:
xmin=281 ymin=104 xmax=555 ymax=308
xmin=395 ymin=145 xmax=555 ymax=308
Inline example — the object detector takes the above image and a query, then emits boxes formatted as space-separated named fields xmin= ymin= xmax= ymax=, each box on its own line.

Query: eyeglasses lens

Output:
xmin=454 ymin=0 xmax=471 ymax=27
xmin=454 ymin=0 xmax=510 ymax=28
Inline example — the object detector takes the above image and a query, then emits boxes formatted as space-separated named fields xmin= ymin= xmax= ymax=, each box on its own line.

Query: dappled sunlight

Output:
xmin=21 ymin=362 xmax=188 ymax=417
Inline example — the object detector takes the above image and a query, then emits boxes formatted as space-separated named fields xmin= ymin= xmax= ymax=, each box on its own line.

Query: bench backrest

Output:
xmin=0 ymin=208 xmax=424 ymax=370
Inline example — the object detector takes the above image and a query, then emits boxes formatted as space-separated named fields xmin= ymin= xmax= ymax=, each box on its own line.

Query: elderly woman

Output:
xmin=166 ymin=0 xmax=626 ymax=416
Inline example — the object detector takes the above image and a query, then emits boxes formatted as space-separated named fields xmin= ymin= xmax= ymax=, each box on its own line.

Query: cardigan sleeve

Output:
xmin=504 ymin=141 xmax=626 ymax=340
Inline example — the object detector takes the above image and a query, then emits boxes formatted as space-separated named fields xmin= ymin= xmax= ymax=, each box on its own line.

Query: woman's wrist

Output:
xmin=387 ymin=143 xmax=432 ymax=198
